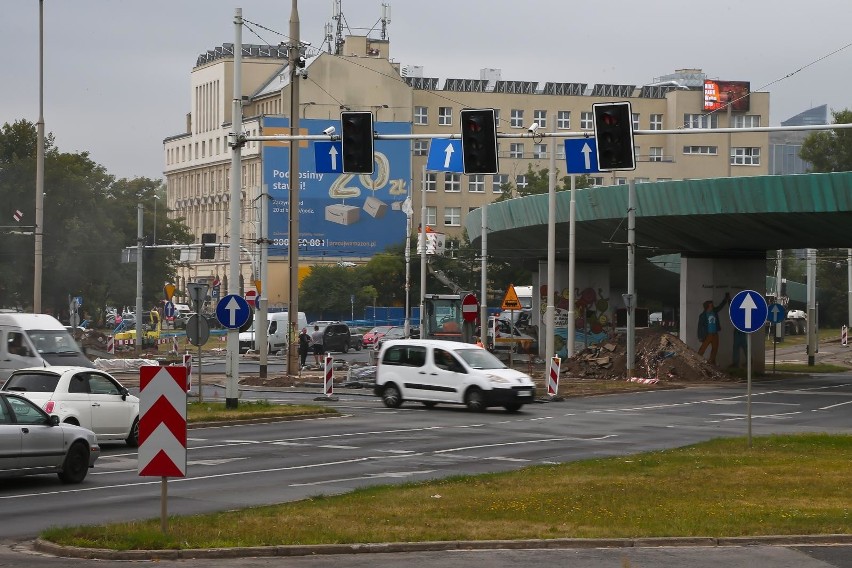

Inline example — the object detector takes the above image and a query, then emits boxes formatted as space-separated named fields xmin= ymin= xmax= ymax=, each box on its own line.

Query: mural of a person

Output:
xmin=697 ymin=292 xmax=731 ymax=365
xmin=731 ymin=328 xmax=748 ymax=368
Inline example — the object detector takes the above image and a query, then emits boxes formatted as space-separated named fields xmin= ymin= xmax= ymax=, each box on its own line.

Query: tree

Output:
xmin=495 ymin=164 xmax=593 ymax=202
xmin=799 ymin=109 xmax=852 ymax=172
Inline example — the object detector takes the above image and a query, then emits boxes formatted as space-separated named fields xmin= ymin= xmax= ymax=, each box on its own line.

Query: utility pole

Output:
xmin=34 ymin=0 xmax=45 ymax=312
xmin=287 ymin=0 xmax=301 ymax=376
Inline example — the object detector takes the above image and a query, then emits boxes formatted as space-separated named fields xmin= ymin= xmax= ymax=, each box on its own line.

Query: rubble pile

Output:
xmin=560 ymin=328 xmax=735 ymax=382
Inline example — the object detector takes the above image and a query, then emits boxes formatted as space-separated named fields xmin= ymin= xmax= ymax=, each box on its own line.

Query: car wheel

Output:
xmin=503 ymin=403 xmax=522 ymax=413
xmin=356 ymin=343 xmax=362 ymax=351
xmin=58 ymin=441 xmax=90 ymax=484
xmin=422 ymin=401 xmax=437 ymax=408
xmin=381 ymin=384 xmax=403 ymax=408
xmin=342 ymin=343 xmax=349 ymax=354
xmin=126 ymin=417 xmax=140 ymax=447
xmin=465 ymin=387 xmax=487 ymax=412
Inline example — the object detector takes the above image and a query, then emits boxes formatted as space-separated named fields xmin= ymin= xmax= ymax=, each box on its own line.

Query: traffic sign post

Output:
xmin=245 ymin=289 xmax=258 ymax=308
xmin=216 ymin=294 xmax=251 ymax=329
xmin=564 ymin=139 xmax=601 ymax=174
xmin=314 ymin=141 xmax=343 ymax=173
xmin=729 ymin=289 xmax=769 ymax=448
xmin=462 ymin=293 xmax=479 ymax=323
xmin=426 ymin=139 xmax=464 ymax=172
xmin=766 ymin=302 xmax=786 ymax=374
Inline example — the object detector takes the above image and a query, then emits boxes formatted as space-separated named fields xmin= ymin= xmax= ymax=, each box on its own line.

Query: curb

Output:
xmin=33 ymin=534 xmax=852 ymax=560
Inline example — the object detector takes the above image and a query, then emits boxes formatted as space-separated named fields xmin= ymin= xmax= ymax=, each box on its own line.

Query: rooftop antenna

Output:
xmin=380 ymin=3 xmax=391 ymax=41
xmin=332 ymin=0 xmax=346 ymax=55
xmin=324 ymin=21 xmax=333 ymax=53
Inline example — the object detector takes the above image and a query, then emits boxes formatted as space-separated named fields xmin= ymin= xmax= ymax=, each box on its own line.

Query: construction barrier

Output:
xmin=843 ymin=325 xmax=848 ymax=347
xmin=107 ymin=335 xmax=115 ymax=354
xmin=323 ymin=353 xmax=334 ymax=397
xmin=547 ymin=355 xmax=561 ymax=397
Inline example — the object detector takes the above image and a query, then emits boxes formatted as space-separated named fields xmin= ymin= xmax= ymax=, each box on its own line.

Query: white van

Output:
xmin=0 ymin=313 xmax=94 ymax=382
xmin=374 ymin=339 xmax=536 ymax=412
xmin=238 ymin=311 xmax=307 ymax=354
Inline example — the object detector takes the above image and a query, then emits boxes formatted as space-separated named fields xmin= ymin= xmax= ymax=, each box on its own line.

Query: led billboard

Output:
xmin=703 ymin=80 xmax=750 ymax=112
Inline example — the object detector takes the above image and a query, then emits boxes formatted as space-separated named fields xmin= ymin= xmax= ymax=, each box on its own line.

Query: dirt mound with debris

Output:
xmin=562 ymin=328 xmax=736 ymax=382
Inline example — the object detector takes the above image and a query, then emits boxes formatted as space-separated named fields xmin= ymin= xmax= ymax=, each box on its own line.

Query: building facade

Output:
xmin=163 ymin=36 xmax=770 ymax=308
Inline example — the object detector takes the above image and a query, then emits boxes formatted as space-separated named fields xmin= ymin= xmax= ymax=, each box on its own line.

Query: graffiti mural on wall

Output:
xmin=540 ymin=284 xmax=612 ymax=358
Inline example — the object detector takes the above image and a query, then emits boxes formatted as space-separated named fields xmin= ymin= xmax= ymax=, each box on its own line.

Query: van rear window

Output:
xmin=381 ymin=346 xmax=426 ymax=368
xmin=4 ymin=373 xmax=60 ymax=393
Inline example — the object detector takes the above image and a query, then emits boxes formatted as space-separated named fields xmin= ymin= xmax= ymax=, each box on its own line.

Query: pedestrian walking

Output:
xmin=298 ymin=328 xmax=310 ymax=369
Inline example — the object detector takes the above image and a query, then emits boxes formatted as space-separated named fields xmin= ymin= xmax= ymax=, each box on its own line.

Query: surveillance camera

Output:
xmin=300 ymin=69 xmax=308 ymax=80
xmin=528 ymin=122 xmax=540 ymax=134
xmin=323 ymin=126 xmax=336 ymax=136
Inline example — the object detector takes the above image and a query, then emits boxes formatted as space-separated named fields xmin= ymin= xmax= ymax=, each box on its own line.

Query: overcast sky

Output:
xmin=3 ymin=1 xmax=851 ymax=181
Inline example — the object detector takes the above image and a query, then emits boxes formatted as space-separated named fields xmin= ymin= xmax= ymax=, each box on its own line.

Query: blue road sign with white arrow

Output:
xmin=314 ymin=141 xmax=343 ymax=173
xmin=766 ymin=303 xmax=786 ymax=324
xmin=426 ymin=139 xmax=463 ymax=172
xmin=564 ymin=138 xmax=600 ymax=174
xmin=164 ymin=301 xmax=175 ymax=318
xmin=729 ymin=289 xmax=769 ymax=333
xmin=216 ymin=294 xmax=251 ymax=329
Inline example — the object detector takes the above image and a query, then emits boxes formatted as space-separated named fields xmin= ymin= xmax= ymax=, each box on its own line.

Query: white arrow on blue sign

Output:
xmin=729 ymin=290 xmax=769 ymax=333
xmin=164 ymin=301 xmax=175 ymax=318
xmin=564 ymin=138 xmax=600 ymax=174
xmin=766 ymin=303 xmax=786 ymax=324
xmin=426 ymin=139 xmax=463 ymax=173
xmin=314 ymin=141 xmax=343 ymax=173
xmin=216 ymin=294 xmax=251 ymax=329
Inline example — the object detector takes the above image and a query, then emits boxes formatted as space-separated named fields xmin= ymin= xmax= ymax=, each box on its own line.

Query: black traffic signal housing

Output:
xmin=460 ymin=108 xmax=499 ymax=175
xmin=200 ymin=233 xmax=216 ymax=260
xmin=340 ymin=111 xmax=374 ymax=173
xmin=592 ymin=102 xmax=636 ymax=171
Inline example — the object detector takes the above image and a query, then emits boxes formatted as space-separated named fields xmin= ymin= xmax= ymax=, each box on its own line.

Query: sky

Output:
xmin=3 ymin=0 xmax=851 ymax=181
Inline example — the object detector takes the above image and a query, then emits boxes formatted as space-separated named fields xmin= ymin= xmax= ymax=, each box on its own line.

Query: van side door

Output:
xmin=428 ymin=347 xmax=467 ymax=403
xmin=1 ymin=330 xmax=42 ymax=382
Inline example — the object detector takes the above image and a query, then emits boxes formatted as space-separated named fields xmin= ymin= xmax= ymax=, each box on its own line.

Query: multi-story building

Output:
xmin=163 ymin=35 xmax=770 ymax=308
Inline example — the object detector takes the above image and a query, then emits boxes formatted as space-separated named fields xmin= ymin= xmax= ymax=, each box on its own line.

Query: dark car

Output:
xmin=309 ymin=321 xmax=355 ymax=353
xmin=373 ymin=326 xmax=407 ymax=350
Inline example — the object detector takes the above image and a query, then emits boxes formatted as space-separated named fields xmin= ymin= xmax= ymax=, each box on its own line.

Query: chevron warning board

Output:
xmin=138 ymin=366 xmax=187 ymax=477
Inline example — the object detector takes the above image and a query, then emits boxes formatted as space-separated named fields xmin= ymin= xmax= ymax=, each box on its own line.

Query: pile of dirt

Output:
xmin=560 ymin=327 xmax=735 ymax=383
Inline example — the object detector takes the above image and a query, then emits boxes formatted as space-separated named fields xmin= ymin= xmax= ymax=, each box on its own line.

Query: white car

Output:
xmin=2 ymin=366 xmax=140 ymax=446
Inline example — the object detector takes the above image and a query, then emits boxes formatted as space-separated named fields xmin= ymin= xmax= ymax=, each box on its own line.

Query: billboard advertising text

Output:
xmin=703 ymin=80 xmax=751 ymax=112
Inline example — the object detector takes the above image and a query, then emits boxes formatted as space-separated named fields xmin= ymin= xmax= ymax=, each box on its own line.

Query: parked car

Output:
xmin=2 ymin=366 xmax=140 ymax=447
xmin=374 ymin=339 xmax=536 ymax=412
xmin=0 ymin=391 xmax=100 ymax=483
xmin=479 ymin=317 xmax=537 ymax=353
xmin=308 ymin=321 xmax=357 ymax=353
xmin=373 ymin=326 xmax=407 ymax=350
xmin=362 ymin=325 xmax=394 ymax=349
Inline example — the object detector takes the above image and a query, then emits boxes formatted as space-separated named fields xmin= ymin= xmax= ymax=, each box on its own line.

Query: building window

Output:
xmin=494 ymin=109 xmax=501 ymax=128
xmin=468 ymin=175 xmax=485 ymax=192
xmin=732 ymin=114 xmax=761 ymax=128
xmin=426 ymin=206 xmax=437 ymax=226
xmin=650 ymin=114 xmax=663 ymax=130
xmin=510 ymin=109 xmax=524 ymax=128
xmin=731 ymin=147 xmax=761 ymax=165
xmin=557 ymin=110 xmax=571 ymax=129
xmin=414 ymin=106 xmax=428 ymax=125
xmin=444 ymin=206 xmax=461 ymax=226
xmin=632 ymin=113 xmax=640 ymax=131
xmin=556 ymin=143 xmax=565 ymax=160
xmin=615 ymin=178 xmax=628 ymax=185
xmin=510 ymin=143 xmax=524 ymax=158
xmin=533 ymin=143 xmax=547 ymax=159
xmin=438 ymin=107 xmax=452 ymax=126
xmin=413 ymin=140 xmax=429 ymax=156
xmin=683 ymin=145 xmax=718 ymax=155
xmin=516 ymin=175 xmax=528 ymax=189
xmin=492 ymin=174 xmax=509 ymax=193
xmin=684 ymin=114 xmax=718 ymax=129
xmin=635 ymin=177 xmax=650 ymax=184
xmin=580 ymin=111 xmax=593 ymax=130
xmin=425 ymin=173 xmax=437 ymax=191
xmin=649 ymin=147 xmax=663 ymax=162
xmin=444 ymin=173 xmax=461 ymax=192
xmin=533 ymin=109 xmax=547 ymax=129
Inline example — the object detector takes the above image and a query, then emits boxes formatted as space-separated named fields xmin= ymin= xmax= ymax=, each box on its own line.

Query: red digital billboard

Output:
xmin=703 ymin=80 xmax=750 ymax=112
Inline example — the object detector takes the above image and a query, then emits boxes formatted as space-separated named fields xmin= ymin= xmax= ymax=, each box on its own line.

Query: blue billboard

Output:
xmin=262 ymin=117 xmax=411 ymax=258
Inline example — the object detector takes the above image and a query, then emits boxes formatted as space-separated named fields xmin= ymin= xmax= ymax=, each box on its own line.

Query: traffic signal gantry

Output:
xmin=460 ymin=108 xmax=499 ymax=175
xmin=340 ymin=111 xmax=375 ymax=174
xmin=592 ymin=101 xmax=636 ymax=171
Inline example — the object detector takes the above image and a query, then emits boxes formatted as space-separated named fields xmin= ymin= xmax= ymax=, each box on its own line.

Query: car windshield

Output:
xmin=26 ymin=330 xmax=82 ymax=355
xmin=369 ymin=326 xmax=393 ymax=335
xmin=455 ymin=348 xmax=507 ymax=370
xmin=4 ymin=372 xmax=60 ymax=392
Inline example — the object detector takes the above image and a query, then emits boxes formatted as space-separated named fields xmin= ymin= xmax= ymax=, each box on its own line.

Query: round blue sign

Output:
xmin=766 ymin=303 xmax=786 ymax=325
xmin=729 ymin=290 xmax=768 ymax=334
xmin=215 ymin=294 xmax=251 ymax=329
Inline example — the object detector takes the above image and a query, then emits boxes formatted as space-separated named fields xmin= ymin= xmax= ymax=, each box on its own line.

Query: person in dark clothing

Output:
xmin=298 ymin=328 xmax=310 ymax=368
xmin=697 ymin=292 xmax=730 ymax=365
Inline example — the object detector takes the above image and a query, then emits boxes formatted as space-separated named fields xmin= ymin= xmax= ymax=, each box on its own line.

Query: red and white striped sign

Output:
xmin=107 ymin=335 xmax=115 ymax=354
xmin=138 ymin=366 xmax=187 ymax=477
xmin=842 ymin=325 xmax=848 ymax=347
xmin=547 ymin=355 xmax=561 ymax=397
xmin=324 ymin=353 xmax=334 ymax=397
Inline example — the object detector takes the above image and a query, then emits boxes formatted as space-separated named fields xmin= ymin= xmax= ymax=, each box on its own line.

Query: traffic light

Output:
xmin=460 ymin=108 xmax=498 ymax=174
xmin=200 ymin=233 xmax=216 ymax=260
xmin=592 ymin=102 xmax=636 ymax=171
xmin=340 ymin=111 xmax=374 ymax=173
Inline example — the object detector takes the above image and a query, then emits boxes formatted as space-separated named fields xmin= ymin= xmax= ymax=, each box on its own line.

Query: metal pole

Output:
xmin=775 ymin=249 xmax=783 ymax=343
xmin=404 ymin=202 xmax=411 ymax=337
xmin=747 ymin=333 xmax=752 ymax=447
xmin=34 ymin=0 xmax=45 ymax=312
xmin=567 ymin=175 xmax=576 ymax=357
xmin=626 ymin=180 xmax=636 ymax=379
xmin=480 ymin=204 xmax=488 ymax=345
xmin=807 ymin=248 xmax=816 ymax=366
xmin=545 ymin=132 xmax=556 ymax=367
xmin=419 ymin=166 xmax=427 ymax=339
xmin=135 ymin=204 xmax=143 ymax=356
xmin=287 ymin=0 xmax=301 ymax=376
xmin=847 ymin=249 xmax=852 ymax=331
xmin=258 ymin=186 xmax=269 ymax=378
xmin=225 ymin=8 xmax=243 ymax=408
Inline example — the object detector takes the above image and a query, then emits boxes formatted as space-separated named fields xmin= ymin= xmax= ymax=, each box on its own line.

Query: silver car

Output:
xmin=0 ymin=391 xmax=100 ymax=484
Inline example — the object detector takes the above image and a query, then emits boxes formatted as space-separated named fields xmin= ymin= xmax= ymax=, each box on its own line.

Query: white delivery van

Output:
xmin=374 ymin=339 xmax=536 ymax=412
xmin=238 ymin=311 xmax=307 ymax=354
xmin=0 ymin=313 xmax=94 ymax=382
